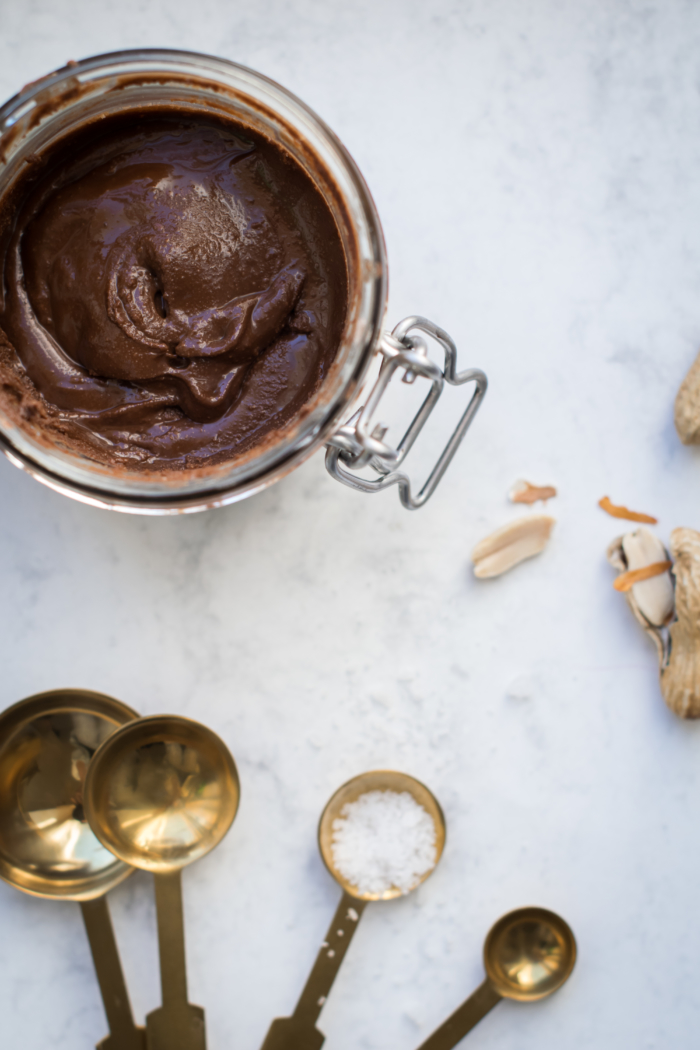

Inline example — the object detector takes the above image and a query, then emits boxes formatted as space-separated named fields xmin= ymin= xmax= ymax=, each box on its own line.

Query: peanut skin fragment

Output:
xmin=613 ymin=561 xmax=672 ymax=592
xmin=598 ymin=496 xmax=657 ymax=524
xmin=509 ymin=480 xmax=557 ymax=504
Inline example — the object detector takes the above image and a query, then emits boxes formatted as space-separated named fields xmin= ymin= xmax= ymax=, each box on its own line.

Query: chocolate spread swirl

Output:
xmin=0 ymin=110 xmax=347 ymax=469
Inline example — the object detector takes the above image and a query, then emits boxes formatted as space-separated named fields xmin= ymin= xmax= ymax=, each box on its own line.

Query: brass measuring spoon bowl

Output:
xmin=83 ymin=714 xmax=239 ymax=873
xmin=0 ymin=689 xmax=145 ymax=1050
xmin=84 ymin=715 xmax=240 ymax=1050
xmin=317 ymin=769 xmax=447 ymax=900
xmin=416 ymin=907 xmax=576 ymax=1050
xmin=262 ymin=770 xmax=446 ymax=1050
xmin=484 ymin=906 xmax=576 ymax=1002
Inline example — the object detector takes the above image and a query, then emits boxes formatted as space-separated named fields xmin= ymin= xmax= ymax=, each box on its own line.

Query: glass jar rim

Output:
xmin=0 ymin=49 xmax=387 ymax=512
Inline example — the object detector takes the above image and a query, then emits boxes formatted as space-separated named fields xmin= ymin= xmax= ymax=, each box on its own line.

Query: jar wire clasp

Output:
xmin=325 ymin=316 xmax=487 ymax=509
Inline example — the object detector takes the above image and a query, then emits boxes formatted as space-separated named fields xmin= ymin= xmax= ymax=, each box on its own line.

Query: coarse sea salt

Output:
xmin=330 ymin=789 xmax=437 ymax=896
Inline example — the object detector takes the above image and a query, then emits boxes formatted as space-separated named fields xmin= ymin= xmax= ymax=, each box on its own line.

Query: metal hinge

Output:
xmin=325 ymin=315 xmax=487 ymax=509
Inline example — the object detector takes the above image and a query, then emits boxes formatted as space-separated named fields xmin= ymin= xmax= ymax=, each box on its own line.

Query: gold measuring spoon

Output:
xmin=0 ymin=689 xmax=145 ymax=1050
xmin=262 ymin=770 xmax=446 ymax=1050
xmin=415 ymin=906 xmax=576 ymax=1049
xmin=84 ymin=715 xmax=240 ymax=1050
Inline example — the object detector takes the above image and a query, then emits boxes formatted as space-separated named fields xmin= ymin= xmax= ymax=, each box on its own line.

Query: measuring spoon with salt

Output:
xmin=84 ymin=715 xmax=239 ymax=1050
xmin=415 ymin=907 xmax=576 ymax=1050
xmin=261 ymin=770 xmax=446 ymax=1050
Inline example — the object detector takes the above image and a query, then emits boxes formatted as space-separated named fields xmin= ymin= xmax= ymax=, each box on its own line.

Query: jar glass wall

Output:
xmin=0 ymin=50 xmax=387 ymax=512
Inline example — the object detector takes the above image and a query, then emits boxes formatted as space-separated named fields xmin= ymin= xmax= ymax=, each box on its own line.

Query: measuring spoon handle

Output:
xmin=154 ymin=869 xmax=189 ymax=1008
xmin=147 ymin=869 xmax=206 ymax=1050
xmin=293 ymin=891 xmax=367 ymax=1026
xmin=80 ymin=897 xmax=145 ymax=1050
xmin=415 ymin=979 xmax=502 ymax=1050
xmin=259 ymin=892 xmax=367 ymax=1050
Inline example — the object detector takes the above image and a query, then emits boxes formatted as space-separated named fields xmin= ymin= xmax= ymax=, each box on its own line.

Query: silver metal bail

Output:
xmin=324 ymin=316 xmax=487 ymax=510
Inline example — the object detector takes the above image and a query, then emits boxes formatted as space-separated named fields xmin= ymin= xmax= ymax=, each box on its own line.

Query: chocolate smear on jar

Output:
xmin=0 ymin=110 xmax=348 ymax=470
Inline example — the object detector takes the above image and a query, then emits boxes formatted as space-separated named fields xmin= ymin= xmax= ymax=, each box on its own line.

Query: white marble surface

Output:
xmin=2 ymin=1 xmax=700 ymax=1047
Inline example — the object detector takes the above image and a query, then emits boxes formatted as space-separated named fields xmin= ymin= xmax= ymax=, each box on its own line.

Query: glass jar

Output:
xmin=0 ymin=50 xmax=486 ymax=513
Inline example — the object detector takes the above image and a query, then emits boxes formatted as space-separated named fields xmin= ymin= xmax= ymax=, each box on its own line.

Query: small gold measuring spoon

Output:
xmin=84 ymin=715 xmax=240 ymax=1050
xmin=0 ymin=689 xmax=145 ymax=1050
xmin=415 ymin=906 xmax=576 ymax=1050
xmin=261 ymin=770 xmax=446 ymax=1050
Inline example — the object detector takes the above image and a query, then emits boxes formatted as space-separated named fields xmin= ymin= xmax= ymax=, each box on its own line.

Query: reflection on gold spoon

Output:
xmin=415 ymin=907 xmax=576 ymax=1049
xmin=0 ymin=689 xmax=144 ymax=1050
xmin=261 ymin=770 xmax=446 ymax=1050
xmin=84 ymin=715 xmax=239 ymax=1050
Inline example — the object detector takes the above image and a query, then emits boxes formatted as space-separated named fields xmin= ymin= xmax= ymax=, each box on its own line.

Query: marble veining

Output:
xmin=1 ymin=2 xmax=700 ymax=1047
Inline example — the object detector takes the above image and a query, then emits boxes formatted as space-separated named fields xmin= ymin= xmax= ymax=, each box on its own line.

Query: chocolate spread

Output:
xmin=0 ymin=110 xmax=347 ymax=470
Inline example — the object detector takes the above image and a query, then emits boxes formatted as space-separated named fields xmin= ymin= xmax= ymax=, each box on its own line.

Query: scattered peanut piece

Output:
xmin=674 ymin=351 xmax=700 ymax=444
xmin=607 ymin=527 xmax=674 ymax=628
xmin=613 ymin=561 xmax=672 ymax=592
xmin=598 ymin=496 xmax=657 ymax=524
xmin=662 ymin=528 xmax=700 ymax=717
xmin=509 ymin=480 xmax=557 ymax=504
xmin=609 ymin=526 xmax=700 ymax=718
xmin=472 ymin=515 xmax=555 ymax=578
